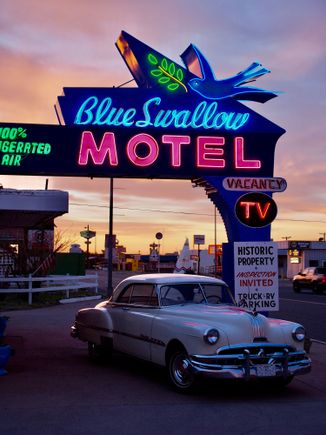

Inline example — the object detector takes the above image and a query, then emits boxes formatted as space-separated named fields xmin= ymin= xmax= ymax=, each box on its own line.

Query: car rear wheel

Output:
xmin=88 ymin=341 xmax=112 ymax=363
xmin=312 ymin=283 xmax=322 ymax=294
xmin=167 ymin=348 xmax=196 ymax=392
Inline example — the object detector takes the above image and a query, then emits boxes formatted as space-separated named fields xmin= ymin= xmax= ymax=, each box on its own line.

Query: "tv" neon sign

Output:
xmin=235 ymin=193 xmax=278 ymax=227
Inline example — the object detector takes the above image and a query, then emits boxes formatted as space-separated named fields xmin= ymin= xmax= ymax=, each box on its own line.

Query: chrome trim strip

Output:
xmin=73 ymin=322 xmax=165 ymax=347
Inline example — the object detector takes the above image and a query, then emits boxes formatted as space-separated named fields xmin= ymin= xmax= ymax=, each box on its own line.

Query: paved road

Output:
xmin=1 ymin=275 xmax=326 ymax=435
xmin=272 ymin=280 xmax=326 ymax=343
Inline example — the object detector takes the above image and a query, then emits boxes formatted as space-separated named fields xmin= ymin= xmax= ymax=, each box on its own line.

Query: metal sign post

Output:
xmin=107 ymin=178 xmax=114 ymax=297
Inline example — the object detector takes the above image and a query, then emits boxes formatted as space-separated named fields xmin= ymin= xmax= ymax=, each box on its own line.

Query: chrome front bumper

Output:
xmin=190 ymin=343 xmax=311 ymax=380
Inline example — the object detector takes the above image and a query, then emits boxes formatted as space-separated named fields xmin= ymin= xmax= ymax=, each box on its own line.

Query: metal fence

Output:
xmin=0 ymin=273 xmax=99 ymax=305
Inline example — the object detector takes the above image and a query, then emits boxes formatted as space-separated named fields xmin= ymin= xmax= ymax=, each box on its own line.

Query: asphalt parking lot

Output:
xmin=1 ymin=273 xmax=326 ymax=434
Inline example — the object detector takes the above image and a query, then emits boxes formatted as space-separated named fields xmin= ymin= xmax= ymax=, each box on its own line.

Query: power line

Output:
xmin=70 ymin=202 xmax=212 ymax=216
xmin=277 ymin=218 xmax=326 ymax=224
xmin=69 ymin=202 xmax=326 ymax=223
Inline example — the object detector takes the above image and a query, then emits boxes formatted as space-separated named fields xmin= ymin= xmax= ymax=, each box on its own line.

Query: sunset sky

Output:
xmin=0 ymin=0 xmax=325 ymax=254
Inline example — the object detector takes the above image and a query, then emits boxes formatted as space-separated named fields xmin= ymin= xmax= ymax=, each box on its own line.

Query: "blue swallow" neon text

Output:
xmin=74 ymin=96 xmax=250 ymax=131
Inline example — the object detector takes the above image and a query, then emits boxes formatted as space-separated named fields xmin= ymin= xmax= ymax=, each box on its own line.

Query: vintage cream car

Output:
xmin=71 ymin=274 xmax=311 ymax=391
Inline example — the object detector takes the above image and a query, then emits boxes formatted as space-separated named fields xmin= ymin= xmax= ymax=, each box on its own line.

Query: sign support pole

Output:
xmin=107 ymin=178 xmax=114 ymax=297
xmin=214 ymin=206 xmax=217 ymax=277
xmin=197 ymin=244 xmax=200 ymax=274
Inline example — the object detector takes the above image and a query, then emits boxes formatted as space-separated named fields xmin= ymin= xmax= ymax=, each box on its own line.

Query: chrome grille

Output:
xmin=250 ymin=315 xmax=266 ymax=338
xmin=192 ymin=344 xmax=303 ymax=367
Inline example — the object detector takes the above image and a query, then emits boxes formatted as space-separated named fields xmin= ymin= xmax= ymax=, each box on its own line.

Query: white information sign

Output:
xmin=194 ymin=235 xmax=205 ymax=245
xmin=234 ymin=241 xmax=279 ymax=311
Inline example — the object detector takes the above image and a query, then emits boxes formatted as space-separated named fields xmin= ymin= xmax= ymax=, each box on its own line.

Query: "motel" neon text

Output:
xmin=78 ymin=132 xmax=261 ymax=169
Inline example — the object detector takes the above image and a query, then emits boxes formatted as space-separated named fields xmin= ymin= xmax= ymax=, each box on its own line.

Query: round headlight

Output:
xmin=204 ymin=329 xmax=219 ymax=345
xmin=292 ymin=326 xmax=306 ymax=342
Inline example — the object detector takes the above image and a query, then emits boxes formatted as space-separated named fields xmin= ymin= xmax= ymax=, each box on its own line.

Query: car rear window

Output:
xmin=115 ymin=283 xmax=158 ymax=306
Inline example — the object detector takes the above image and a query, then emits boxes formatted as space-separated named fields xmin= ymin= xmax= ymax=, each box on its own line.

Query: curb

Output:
xmin=311 ymin=338 xmax=326 ymax=346
xmin=59 ymin=295 xmax=102 ymax=304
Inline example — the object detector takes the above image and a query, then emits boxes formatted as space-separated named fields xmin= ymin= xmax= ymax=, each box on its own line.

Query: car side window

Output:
xmin=160 ymin=286 xmax=186 ymax=305
xmin=129 ymin=284 xmax=158 ymax=306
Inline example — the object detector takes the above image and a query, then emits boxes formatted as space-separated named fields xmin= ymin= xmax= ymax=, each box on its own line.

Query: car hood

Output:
xmin=160 ymin=304 xmax=293 ymax=345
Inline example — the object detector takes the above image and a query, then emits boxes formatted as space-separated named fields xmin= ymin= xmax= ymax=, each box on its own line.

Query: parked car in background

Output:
xmin=293 ymin=267 xmax=326 ymax=294
xmin=71 ymin=274 xmax=311 ymax=392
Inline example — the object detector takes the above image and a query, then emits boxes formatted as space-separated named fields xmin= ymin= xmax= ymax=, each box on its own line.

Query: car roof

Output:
xmin=117 ymin=273 xmax=226 ymax=286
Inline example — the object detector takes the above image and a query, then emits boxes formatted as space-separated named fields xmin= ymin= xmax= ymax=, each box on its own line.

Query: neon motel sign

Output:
xmin=0 ymin=32 xmax=284 ymax=180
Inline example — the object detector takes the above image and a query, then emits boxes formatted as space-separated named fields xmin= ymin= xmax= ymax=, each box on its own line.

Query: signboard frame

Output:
xmin=234 ymin=241 xmax=279 ymax=311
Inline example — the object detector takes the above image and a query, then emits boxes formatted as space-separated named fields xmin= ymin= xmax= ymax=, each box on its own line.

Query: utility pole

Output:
xmin=319 ymin=233 xmax=326 ymax=241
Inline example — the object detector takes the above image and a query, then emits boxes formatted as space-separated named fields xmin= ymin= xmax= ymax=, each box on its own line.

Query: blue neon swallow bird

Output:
xmin=182 ymin=45 xmax=278 ymax=103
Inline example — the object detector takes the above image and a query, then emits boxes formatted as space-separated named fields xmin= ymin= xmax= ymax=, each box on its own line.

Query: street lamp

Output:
xmin=155 ymin=232 xmax=163 ymax=272
xmin=319 ymin=233 xmax=326 ymax=241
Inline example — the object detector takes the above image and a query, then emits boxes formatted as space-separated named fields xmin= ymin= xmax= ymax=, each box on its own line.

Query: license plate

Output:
xmin=256 ymin=365 xmax=277 ymax=377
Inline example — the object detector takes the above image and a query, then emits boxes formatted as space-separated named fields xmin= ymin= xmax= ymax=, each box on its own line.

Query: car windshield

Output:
xmin=159 ymin=283 xmax=234 ymax=306
xmin=317 ymin=267 xmax=326 ymax=275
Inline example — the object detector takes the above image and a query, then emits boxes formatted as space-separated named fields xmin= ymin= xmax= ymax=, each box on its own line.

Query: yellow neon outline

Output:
xmin=157 ymin=65 xmax=188 ymax=92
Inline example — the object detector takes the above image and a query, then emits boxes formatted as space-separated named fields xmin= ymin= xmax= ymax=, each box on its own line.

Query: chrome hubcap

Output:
xmin=172 ymin=354 xmax=193 ymax=387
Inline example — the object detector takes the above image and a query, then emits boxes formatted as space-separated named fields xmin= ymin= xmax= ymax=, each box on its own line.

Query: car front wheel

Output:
xmin=262 ymin=375 xmax=294 ymax=389
xmin=167 ymin=348 xmax=196 ymax=392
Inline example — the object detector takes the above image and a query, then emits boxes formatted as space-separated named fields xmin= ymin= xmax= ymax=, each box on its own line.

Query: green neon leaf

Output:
xmin=148 ymin=55 xmax=186 ymax=92
xmin=161 ymin=58 xmax=168 ymax=71
xmin=176 ymin=69 xmax=184 ymax=81
xmin=167 ymin=83 xmax=179 ymax=91
xmin=150 ymin=69 xmax=163 ymax=77
xmin=148 ymin=53 xmax=158 ymax=65
xmin=168 ymin=63 xmax=176 ymax=76
xmin=158 ymin=77 xmax=170 ymax=84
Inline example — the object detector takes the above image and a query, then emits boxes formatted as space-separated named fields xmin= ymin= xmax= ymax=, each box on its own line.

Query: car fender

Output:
xmin=75 ymin=307 xmax=113 ymax=345
xmin=150 ymin=315 xmax=229 ymax=366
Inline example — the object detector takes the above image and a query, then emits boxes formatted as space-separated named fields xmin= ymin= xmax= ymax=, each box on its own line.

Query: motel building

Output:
xmin=0 ymin=187 xmax=68 ymax=277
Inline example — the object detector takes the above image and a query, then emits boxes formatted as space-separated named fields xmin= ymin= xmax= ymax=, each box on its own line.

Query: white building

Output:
xmin=277 ymin=240 xmax=326 ymax=278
